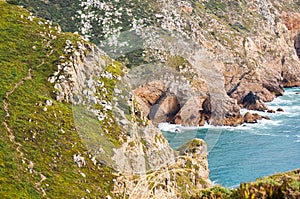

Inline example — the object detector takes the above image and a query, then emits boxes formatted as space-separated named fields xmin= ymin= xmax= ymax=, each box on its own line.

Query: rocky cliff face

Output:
xmin=49 ymin=33 xmax=211 ymax=197
xmin=1 ymin=1 xmax=211 ymax=198
xmin=3 ymin=0 xmax=300 ymax=198
xmin=12 ymin=0 xmax=300 ymax=126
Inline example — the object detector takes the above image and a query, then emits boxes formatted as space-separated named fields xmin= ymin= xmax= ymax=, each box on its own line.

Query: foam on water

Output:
xmin=162 ymin=87 xmax=300 ymax=187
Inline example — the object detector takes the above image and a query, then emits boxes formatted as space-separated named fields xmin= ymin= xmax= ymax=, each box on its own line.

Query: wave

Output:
xmin=249 ymin=131 xmax=290 ymax=137
xmin=295 ymin=135 xmax=300 ymax=143
xmin=158 ymin=122 xmax=254 ymax=133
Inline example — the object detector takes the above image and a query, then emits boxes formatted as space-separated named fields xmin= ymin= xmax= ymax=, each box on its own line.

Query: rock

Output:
xmin=45 ymin=99 xmax=53 ymax=106
xmin=203 ymin=95 xmax=244 ymax=126
xmin=242 ymin=91 xmax=268 ymax=111
xmin=173 ymin=97 xmax=206 ymax=126
xmin=262 ymin=116 xmax=270 ymax=120
xmin=277 ymin=108 xmax=284 ymax=112
xmin=134 ymin=80 xmax=167 ymax=106
xmin=149 ymin=95 xmax=180 ymax=125
xmin=244 ymin=112 xmax=263 ymax=123
xmin=282 ymin=12 xmax=300 ymax=31
xmin=134 ymin=80 xmax=167 ymax=117
xmin=178 ymin=139 xmax=207 ymax=160
xmin=223 ymin=116 xmax=245 ymax=126
xmin=114 ymin=138 xmax=211 ymax=198
xmin=73 ymin=154 xmax=86 ymax=168
xmin=267 ymin=109 xmax=275 ymax=113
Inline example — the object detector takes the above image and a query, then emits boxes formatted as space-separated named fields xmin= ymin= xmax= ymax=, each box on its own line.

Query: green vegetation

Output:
xmin=0 ymin=2 xmax=117 ymax=198
xmin=1 ymin=1 xmax=300 ymax=198
xmin=7 ymin=0 xmax=81 ymax=33
xmin=192 ymin=169 xmax=300 ymax=199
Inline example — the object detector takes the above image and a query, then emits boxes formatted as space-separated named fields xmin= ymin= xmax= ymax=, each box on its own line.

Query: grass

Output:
xmin=0 ymin=2 xmax=117 ymax=198
xmin=192 ymin=169 xmax=300 ymax=199
xmin=1 ymin=1 xmax=300 ymax=198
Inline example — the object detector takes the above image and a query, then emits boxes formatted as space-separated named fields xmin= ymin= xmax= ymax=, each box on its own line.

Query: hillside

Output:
xmin=0 ymin=1 xmax=117 ymax=198
xmin=0 ymin=1 xmax=211 ymax=198
xmin=1 ymin=0 xmax=300 ymax=199
xmin=9 ymin=0 xmax=300 ymax=126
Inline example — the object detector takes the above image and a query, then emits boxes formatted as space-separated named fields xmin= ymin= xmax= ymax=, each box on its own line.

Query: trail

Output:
xmin=3 ymin=64 xmax=47 ymax=196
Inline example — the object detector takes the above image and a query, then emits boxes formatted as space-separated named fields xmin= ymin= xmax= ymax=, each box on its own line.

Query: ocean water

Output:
xmin=161 ymin=87 xmax=300 ymax=187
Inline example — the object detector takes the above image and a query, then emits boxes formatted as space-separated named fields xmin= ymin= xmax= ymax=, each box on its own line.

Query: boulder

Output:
xmin=244 ymin=112 xmax=263 ymax=123
xmin=277 ymin=108 xmax=284 ymax=112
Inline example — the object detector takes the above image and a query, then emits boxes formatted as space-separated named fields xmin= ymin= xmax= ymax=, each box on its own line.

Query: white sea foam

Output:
xmin=295 ymin=135 xmax=300 ymax=143
xmin=158 ymin=122 xmax=254 ymax=133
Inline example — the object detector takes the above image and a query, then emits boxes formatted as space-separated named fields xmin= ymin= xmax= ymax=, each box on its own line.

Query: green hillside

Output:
xmin=0 ymin=2 xmax=116 ymax=198
xmin=0 ymin=1 xmax=299 ymax=198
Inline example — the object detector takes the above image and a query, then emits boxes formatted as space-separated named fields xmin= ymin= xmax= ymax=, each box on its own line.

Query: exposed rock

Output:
xmin=244 ymin=112 xmax=263 ymax=123
xmin=149 ymin=95 xmax=180 ymax=125
xmin=203 ymin=95 xmax=244 ymax=126
xmin=282 ymin=12 xmax=300 ymax=31
xmin=73 ymin=154 xmax=86 ymax=168
xmin=242 ymin=91 xmax=268 ymax=111
xmin=173 ymin=96 xmax=206 ymax=126
xmin=177 ymin=139 xmax=211 ymax=186
xmin=113 ymin=139 xmax=211 ymax=198
xmin=277 ymin=108 xmax=284 ymax=112
xmin=267 ymin=109 xmax=275 ymax=113
xmin=134 ymin=80 xmax=167 ymax=106
xmin=45 ymin=100 xmax=53 ymax=106
xmin=49 ymin=41 xmax=107 ymax=104
xmin=133 ymin=78 xmax=168 ymax=119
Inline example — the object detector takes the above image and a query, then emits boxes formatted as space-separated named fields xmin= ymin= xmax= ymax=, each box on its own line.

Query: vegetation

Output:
xmin=1 ymin=0 xmax=300 ymax=198
xmin=0 ymin=2 xmax=117 ymax=198
xmin=192 ymin=169 xmax=300 ymax=199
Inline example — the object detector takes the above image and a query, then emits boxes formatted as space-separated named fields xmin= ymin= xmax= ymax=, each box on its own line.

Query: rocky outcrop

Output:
xmin=48 ymin=40 xmax=107 ymax=104
xmin=173 ymin=97 xmax=206 ymax=126
xmin=149 ymin=95 xmax=180 ymax=125
xmin=49 ymin=39 xmax=211 ymax=197
xmin=134 ymin=80 xmax=167 ymax=116
xmin=192 ymin=169 xmax=300 ymax=199
xmin=113 ymin=139 xmax=211 ymax=198
xmin=242 ymin=91 xmax=268 ymax=111
xmin=244 ymin=112 xmax=262 ymax=123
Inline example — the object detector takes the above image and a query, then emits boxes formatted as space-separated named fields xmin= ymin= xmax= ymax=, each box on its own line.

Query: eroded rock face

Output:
xmin=242 ymin=91 xmax=268 ymax=111
xmin=173 ymin=96 xmax=206 ymax=126
xmin=149 ymin=95 xmax=180 ymax=125
xmin=113 ymin=139 xmax=211 ymax=198
xmin=49 ymin=40 xmax=211 ymax=197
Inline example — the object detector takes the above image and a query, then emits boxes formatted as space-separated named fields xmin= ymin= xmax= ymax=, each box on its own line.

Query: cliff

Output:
xmin=9 ymin=0 xmax=300 ymax=126
xmin=0 ymin=2 xmax=210 ymax=198
xmin=1 ymin=0 xmax=300 ymax=199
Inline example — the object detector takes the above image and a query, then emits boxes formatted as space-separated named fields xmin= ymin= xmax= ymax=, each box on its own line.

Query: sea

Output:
xmin=160 ymin=87 xmax=300 ymax=187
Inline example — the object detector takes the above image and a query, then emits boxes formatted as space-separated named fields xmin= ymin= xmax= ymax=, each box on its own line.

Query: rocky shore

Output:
xmin=2 ymin=0 xmax=300 ymax=198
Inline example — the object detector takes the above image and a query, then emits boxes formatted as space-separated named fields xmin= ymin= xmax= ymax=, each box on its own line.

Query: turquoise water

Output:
xmin=162 ymin=87 xmax=300 ymax=187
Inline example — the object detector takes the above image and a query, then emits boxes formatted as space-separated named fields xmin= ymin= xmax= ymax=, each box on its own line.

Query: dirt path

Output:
xmin=2 ymin=67 xmax=47 ymax=196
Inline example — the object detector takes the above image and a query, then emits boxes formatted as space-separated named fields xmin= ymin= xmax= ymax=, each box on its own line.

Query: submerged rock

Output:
xmin=277 ymin=107 xmax=284 ymax=112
